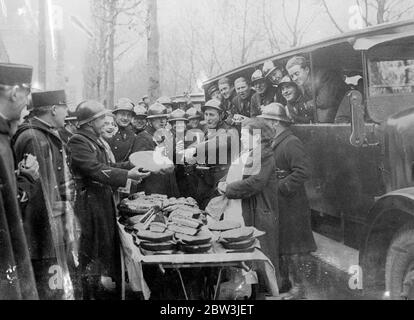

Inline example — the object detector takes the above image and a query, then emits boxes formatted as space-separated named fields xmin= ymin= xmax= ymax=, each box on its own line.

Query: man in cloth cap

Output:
xmin=67 ymin=100 xmax=150 ymax=299
xmin=13 ymin=90 xmax=78 ymax=300
xmin=108 ymin=98 xmax=140 ymax=163
xmin=0 ymin=63 xmax=39 ymax=299
xmin=259 ymin=103 xmax=317 ymax=300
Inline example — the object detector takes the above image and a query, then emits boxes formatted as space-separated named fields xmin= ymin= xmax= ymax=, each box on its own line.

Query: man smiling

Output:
xmin=286 ymin=56 xmax=348 ymax=123
xmin=231 ymin=77 xmax=258 ymax=118
xmin=108 ymin=98 xmax=140 ymax=163
xmin=250 ymin=69 xmax=277 ymax=115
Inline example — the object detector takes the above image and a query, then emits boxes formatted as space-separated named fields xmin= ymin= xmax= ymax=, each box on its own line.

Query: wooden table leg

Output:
xmin=120 ymin=247 xmax=126 ymax=300
xmin=175 ymin=268 xmax=189 ymax=300
xmin=213 ymin=268 xmax=224 ymax=300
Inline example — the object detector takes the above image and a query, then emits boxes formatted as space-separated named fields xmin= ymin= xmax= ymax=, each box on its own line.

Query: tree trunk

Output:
xmin=240 ymin=0 xmax=249 ymax=65
xmin=147 ymin=0 xmax=161 ymax=103
xmin=54 ymin=1 xmax=66 ymax=90
xmin=38 ymin=0 xmax=47 ymax=89
xmin=55 ymin=30 xmax=66 ymax=89
xmin=376 ymin=0 xmax=386 ymax=24
xmin=106 ymin=0 xmax=116 ymax=109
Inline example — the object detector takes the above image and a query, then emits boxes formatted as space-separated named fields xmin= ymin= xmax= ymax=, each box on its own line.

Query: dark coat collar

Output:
xmin=145 ymin=125 xmax=156 ymax=136
xmin=75 ymin=128 xmax=106 ymax=150
xmin=272 ymin=128 xmax=293 ymax=150
xmin=0 ymin=116 xmax=11 ymax=136
xmin=13 ymin=117 xmax=62 ymax=143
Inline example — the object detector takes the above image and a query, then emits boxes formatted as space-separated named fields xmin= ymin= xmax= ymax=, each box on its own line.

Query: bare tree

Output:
xmin=83 ymin=0 xmax=144 ymax=107
xmin=321 ymin=0 xmax=345 ymax=33
xmin=355 ymin=0 xmax=414 ymax=26
xmin=147 ymin=0 xmax=160 ymax=102
xmin=38 ymin=0 xmax=47 ymax=89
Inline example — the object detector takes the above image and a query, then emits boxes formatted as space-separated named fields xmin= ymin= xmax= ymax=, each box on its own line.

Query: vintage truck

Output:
xmin=203 ymin=19 xmax=414 ymax=300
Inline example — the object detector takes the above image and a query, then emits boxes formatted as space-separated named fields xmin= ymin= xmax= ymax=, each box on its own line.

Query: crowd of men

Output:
xmin=0 ymin=54 xmax=359 ymax=300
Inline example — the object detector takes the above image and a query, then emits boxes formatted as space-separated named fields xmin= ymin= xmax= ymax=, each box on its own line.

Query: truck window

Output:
xmin=368 ymin=38 xmax=414 ymax=97
xmin=369 ymin=59 xmax=414 ymax=96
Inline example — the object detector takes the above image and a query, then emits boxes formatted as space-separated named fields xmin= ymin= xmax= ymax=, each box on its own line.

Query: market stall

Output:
xmin=117 ymin=193 xmax=279 ymax=300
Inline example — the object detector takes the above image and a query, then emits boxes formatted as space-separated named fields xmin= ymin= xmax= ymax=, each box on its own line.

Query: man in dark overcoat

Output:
xmin=259 ymin=103 xmax=317 ymax=300
xmin=0 ymin=63 xmax=38 ymax=300
xmin=67 ymin=100 xmax=149 ymax=299
xmin=13 ymin=90 xmax=77 ymax=300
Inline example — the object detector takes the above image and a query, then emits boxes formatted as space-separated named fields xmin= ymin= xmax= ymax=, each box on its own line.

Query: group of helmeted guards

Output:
xmin=0 ymin=55 xmax=339 ymax=300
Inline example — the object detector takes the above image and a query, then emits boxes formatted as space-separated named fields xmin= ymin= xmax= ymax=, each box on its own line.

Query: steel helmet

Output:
xmin=169 ymin=109 xmax=188 ymax=122
xmin=76 ymin=100 xmax=109 ymax=126
xmin=258 ymin=103 xmax=292 ymax=123
xmin=251 ymin=69 xmax=265 ymax=84
xmin=113 ymin=98 xmax=134 ymax=114
xmin=147 ymin=102 xmax=168 ymax=119
xmin=186 ymin=107 xmax=202 ymax=120
xmin=262 ymin=60 xmax=281 ymax=78
xmin=133 ymin=105 xmax=148 ymax=118
xmin=278 ymin=75 xmax=296 ymax=88
xmin=157 ymin=96 xmax=173 ymax=106
xmin=201 ymin=99 xmax=223 ymax=113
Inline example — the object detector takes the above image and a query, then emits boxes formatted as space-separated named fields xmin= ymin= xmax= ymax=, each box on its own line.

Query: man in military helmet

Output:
xmin=67 ymin=100 xmax=150 ymax=300
xmin=185 ymin=99 xmax=239 ymax=209
xmin=263 ymin=60 xmax=287 ymax=105
xmin=259 ymin=103 xmax=316 ymax=300
xmin=108 ymin=98 xmax=140 ymax=163
xmin=0 ymin=63 xmax=39 ymax=300
xmin=279 ymin=76 xmax=314 ymax=124
xmin=250 ymin=69 xmax=277 ymax=116
xmin=135 ymin=103 xmax=180 ymax=197
xmin=131 ymin=103 xmax=147 ymax=135
xmin=12 ymin=90 xmax=79 ymax=300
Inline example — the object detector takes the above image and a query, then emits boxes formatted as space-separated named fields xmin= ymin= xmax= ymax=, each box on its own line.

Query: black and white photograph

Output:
xmin=0 ymin=0 xmax=414 ymax=305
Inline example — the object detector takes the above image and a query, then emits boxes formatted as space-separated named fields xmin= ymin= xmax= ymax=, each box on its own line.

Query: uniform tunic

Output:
xmin=108 ymin=126 xmax=140 ymax=163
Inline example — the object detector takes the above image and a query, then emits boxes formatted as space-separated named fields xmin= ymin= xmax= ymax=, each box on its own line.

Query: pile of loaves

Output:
xmin=119 ymin=193 xmax=261 ymax=255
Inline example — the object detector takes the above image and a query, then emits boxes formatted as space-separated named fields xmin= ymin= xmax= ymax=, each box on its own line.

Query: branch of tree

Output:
xmin=321 ymin=0 xmax=344 ymax=33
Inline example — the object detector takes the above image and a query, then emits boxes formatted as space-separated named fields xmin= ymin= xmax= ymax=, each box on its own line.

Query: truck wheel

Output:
xmin=385 ymin=226 xmax=414 ymax=300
